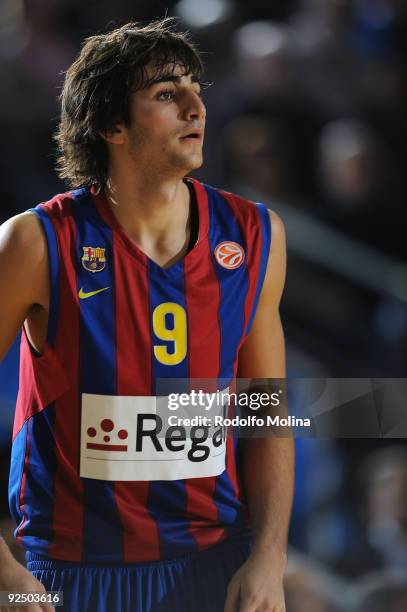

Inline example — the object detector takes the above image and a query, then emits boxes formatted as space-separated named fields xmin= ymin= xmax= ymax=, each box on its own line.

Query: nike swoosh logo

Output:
xmin=78 ymin=287 xmax=110 ymax=299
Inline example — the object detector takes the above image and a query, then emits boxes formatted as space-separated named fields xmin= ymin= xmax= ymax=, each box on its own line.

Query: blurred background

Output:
xmin=0 ymin=1 xmax=407 ymax=610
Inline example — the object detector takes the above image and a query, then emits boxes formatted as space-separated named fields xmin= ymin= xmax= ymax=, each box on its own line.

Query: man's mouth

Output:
xmin=179 ymin=129 xmax=204 ymax=141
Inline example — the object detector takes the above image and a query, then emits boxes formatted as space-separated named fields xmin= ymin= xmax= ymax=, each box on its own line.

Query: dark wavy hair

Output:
xmin=54 ymin=18 xmax=204 ymax=189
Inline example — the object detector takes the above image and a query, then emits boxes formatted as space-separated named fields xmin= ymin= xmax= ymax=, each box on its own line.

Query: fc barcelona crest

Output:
xmin=82 ymin=246 xmax=107 ymax=273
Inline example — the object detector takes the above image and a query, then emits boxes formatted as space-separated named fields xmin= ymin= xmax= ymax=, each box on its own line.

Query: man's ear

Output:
xmin=99 ymin=123 xmax=127 ymax=145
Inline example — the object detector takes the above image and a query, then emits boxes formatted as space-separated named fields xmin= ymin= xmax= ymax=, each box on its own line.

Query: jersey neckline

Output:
xmin=89 ymin=177 xmax=210 ymax=276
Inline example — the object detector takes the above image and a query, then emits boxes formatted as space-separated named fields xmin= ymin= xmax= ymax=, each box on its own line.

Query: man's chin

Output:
xmin=172 ymin=153 xmax=203 ymax=174
xmin=188 ymin=156 xmax=204 ymax=172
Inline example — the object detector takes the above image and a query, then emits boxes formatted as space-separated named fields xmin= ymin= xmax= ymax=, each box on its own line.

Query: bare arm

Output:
xmin=0 ymin=213 xmax=49 ymax=361
xmin=225 ymin=210 xmax=294 ymax=612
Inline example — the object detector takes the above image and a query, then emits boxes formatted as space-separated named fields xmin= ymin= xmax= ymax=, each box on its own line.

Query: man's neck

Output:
xmin=103 ymin=167 xmax=193 ymax=267
xmin=105 ymin=170 xmax=190 ymax=242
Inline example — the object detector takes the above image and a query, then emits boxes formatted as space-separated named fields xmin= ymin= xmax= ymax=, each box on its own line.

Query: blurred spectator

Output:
xmin=315 ymin=118 xmax=404 ymax=256
xmin=285 ymin=571 xmax=335 ymax=612
xmin=0 ymin=0 xmax=76 ymax=219
xmin=292 ymin=0 xmax=364 ymax=117
xmin=334 ymin=446 xmax=407 ymax=578
xmin=284 ymin=549 xmax=350 ymax=611
xmin=290 ymin=439 xmax=348 ymax=556
xmin=352 ymin=569 xmax=407 ymax=612
xmin=234 ymin=20 xmax=297 ymax=99
xmin=318 ymin=119 xmax=383 ymax=212
xmin=362 ymin=446 xmax=407 ymax=567
xmin=222 ymin=114 xmax=298 ymax=204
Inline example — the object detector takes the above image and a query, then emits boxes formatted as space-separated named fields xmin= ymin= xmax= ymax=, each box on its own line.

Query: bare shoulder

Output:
xmin=0 ymin=211 xmax=46 ymax=256
xmin=258 ymin=209 xmax=287 ymax=308
xmin=267 ymin=209 xmax=286 ymax=254
xmin=265 ymin=208 xmax=286 ymax=273
xmin=0 ymin=211 xmax=48 ymax=307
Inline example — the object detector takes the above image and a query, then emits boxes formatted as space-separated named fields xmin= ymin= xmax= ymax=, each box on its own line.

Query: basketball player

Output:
xmin=0 ymin=19 xmax=294 ymax=612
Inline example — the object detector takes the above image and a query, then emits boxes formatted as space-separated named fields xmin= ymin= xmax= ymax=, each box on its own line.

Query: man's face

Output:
xmin=124 ymin=63 xmax=206 ymax=175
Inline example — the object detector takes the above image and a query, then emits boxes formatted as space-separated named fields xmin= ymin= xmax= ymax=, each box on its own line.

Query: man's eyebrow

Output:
xmin=147 ymin=73 xmax=201 ymax=87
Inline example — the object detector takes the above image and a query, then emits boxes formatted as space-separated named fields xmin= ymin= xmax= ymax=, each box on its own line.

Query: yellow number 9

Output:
xmin=153 ymin=302 xmax=187 ymax=365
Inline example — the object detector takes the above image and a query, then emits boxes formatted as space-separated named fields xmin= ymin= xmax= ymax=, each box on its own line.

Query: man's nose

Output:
xmin=183 ymin=91 xmax=206 ymax=122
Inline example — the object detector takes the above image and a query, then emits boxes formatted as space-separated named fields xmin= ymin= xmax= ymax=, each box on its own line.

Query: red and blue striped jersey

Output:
xmin=8 ymin=178 xmax=271 ymax=563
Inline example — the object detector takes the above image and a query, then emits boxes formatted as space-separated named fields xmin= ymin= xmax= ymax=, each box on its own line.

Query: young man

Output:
xmin=0 ymin=19 xmax=294 ymax=612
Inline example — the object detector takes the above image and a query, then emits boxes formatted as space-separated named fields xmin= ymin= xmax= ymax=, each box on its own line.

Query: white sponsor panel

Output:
xmin=80 ymin=392 xmax=227 ymax=481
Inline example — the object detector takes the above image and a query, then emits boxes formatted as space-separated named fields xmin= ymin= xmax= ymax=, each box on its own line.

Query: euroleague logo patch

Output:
xmin=214 ymin=241 xmax=245 ymax=269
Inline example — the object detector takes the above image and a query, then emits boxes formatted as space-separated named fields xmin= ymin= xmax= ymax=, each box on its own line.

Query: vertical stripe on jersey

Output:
xmin=73 ymin=190 xmax=124 ymax=561
xmin=113 ymin=242 xmax=160 ymax=562
xmin=206 ymin=186 xmax=249 ymax=384
xmin=245 ymin=203 xmax=271 ymax=336
xmin=9 ymin=422 xmax=27 ymax=532
xmin=206 ymin=185 xmax=249 ymax=530
xmin=218 ymin=195 xmax=271 ymax=342
xmin=14 ymin=421 xmax=29 ymax=547
xmin=183 ymin=188 xmax=226 ymax=549
xmin=184 ymin=185 xmax=221 ymax=381
xmin=29 ymin=206 xmax=60 ymax=346
xmin=46 ymin=199 xmax=83 ymax=560
xmin=148 ymin=262 xmax=197 ymax=558
xmin=18 ymin=408 xmax=57 ymax=549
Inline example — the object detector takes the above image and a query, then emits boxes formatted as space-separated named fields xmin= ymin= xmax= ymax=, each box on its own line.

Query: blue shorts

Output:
xmin=26 ymin=533 xmax=252 ymax=612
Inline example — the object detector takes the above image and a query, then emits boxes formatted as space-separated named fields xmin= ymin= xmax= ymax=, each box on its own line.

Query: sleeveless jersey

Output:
xmin=8 ymin=178 xmax=271 ymax=563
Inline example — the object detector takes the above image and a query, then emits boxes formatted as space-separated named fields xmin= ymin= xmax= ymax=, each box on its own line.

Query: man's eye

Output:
xmin=157 ymin=90 xmax=175 ymax=101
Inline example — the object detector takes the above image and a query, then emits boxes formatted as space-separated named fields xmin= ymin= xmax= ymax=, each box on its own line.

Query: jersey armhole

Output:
xmin=26 ymin=207 xmax=60 ymax=348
